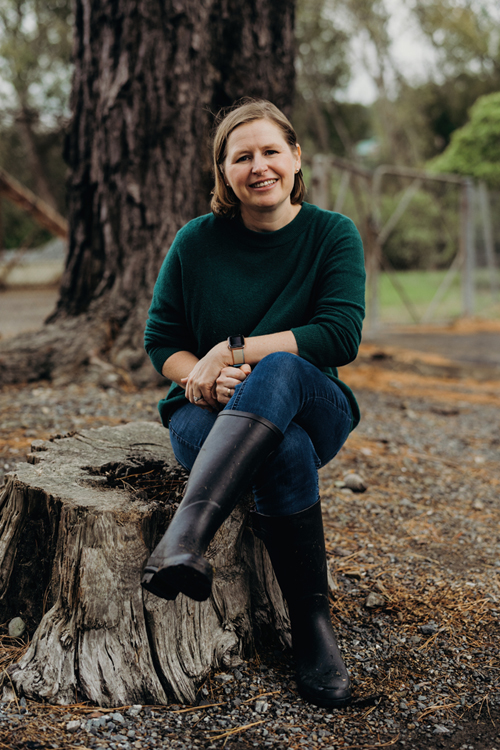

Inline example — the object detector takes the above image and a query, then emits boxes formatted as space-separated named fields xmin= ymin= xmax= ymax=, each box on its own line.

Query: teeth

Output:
xmin=252 ymin=179 xmax=277 ymax=188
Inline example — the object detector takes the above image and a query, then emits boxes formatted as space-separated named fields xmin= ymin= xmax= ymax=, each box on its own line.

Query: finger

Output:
xmin=219 ymin=366 xmax=248 ymax=381
xmin=218 ymin=384 xmax=236 ymax=401
xmin=199 ymin=387 xmax=218 ymax=409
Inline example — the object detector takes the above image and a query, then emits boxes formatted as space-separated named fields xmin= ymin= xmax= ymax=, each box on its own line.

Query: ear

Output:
xmin=295 ymin=144 xmax=302 ymax=173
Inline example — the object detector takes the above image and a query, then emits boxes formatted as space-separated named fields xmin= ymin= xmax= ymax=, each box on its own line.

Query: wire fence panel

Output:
xmin=307 ymin=156 xmax=500 ymax=329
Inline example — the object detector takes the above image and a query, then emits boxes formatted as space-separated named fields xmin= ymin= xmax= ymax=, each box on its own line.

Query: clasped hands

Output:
xmin=181 ymin=342 xmax=251 ymax=410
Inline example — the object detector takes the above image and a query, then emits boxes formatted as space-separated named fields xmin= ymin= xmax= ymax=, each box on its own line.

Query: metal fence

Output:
xmin=307 ymin=155 xmax=500 ymax=330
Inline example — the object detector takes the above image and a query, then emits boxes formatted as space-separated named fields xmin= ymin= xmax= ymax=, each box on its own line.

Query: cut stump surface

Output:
xmin=0 ymin=421 xmax=290 ymax=705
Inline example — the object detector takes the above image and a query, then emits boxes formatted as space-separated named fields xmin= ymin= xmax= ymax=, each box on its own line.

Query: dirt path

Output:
xmin=365 ymin=319 xmax=500 ymax=370
xmin=0 ymin=287 xmax=58 ymax=340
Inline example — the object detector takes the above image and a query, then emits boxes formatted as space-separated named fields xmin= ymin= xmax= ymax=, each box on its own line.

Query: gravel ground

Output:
xmin=1 ymin=349 xmax=499 ymax=750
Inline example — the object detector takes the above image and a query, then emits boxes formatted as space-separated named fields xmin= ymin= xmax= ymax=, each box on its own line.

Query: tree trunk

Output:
xmin=0 ymin=0 xmax=295 ymax=387
xmin=0 ymin=421 xmax=290 ymax=706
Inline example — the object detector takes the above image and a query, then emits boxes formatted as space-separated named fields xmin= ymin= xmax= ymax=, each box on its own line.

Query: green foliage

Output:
xmin=412 ymin=0 xmax=499 ymax=77
xmin=0 ymin=122 xmax=66 ymax=249
xmin=0 ymin=0 xmax=71 ymax=248
xmin=0 ymin=200 xmax=52 ymax=250
xmin=428 ymin=92 xmax=500 ymax=187
xmin=0 ymin=0 xmax=73 ymax=121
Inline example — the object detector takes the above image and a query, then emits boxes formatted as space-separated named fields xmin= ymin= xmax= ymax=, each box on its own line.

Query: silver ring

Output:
xmin=193 ymin=396 xmax=202 ymax=403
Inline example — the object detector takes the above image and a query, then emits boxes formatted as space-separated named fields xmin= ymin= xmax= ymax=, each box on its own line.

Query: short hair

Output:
xmin=211 ymin=98 xmax=306 ymax=218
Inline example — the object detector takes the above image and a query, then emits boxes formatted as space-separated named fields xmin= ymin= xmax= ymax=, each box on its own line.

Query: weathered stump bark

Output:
xmin=0 ymin=421 xmax=290 ymax=705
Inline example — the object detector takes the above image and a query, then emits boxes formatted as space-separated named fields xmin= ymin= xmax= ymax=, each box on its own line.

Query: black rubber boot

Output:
xmin=252 ymin=500 xmax=352 ymax=709
xmin=141 ymin=410 xmax=283 ymax=602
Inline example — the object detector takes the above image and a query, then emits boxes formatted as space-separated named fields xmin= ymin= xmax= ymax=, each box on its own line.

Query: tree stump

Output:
xmin=0 ymin=421 xmax=290 ymax=706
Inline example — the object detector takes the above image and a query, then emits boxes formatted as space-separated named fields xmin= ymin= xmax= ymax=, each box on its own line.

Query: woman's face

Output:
xmin=223 ymin=119 xmax=301 ymax=221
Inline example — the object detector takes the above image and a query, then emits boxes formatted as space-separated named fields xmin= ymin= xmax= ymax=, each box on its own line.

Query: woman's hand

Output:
xmin=181 ymin=342 xmax=232 ymax=409
xmin=216 ymin=364 xmax=251 ymax=405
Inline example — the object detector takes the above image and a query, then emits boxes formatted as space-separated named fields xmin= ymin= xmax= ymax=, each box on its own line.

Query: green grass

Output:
xmin=375 ymin=268 xmax=500 ymax=324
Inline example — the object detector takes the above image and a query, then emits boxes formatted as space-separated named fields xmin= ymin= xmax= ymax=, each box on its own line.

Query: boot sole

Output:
xmin=141 ymin=569 xmax=179 ymax=600
xmin=297 ymin=680 xmax=352 ymax=709
xmin=142 ymin=553 xmax=213 ymax=602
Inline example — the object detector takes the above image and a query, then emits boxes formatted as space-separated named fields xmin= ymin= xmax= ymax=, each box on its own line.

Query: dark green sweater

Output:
xmin=144 ymin=202 xmax=366 ymax=428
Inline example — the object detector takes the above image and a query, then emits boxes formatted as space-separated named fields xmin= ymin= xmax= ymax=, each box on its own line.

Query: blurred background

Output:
xmin=1 ymin=0 xmax=499 ymax=330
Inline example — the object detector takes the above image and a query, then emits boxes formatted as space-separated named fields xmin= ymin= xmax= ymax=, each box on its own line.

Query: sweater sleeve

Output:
xmin=144 ymin=239 xmax=195 ymax=375
xmin=291 ymin=216 xmax=365 ymax=369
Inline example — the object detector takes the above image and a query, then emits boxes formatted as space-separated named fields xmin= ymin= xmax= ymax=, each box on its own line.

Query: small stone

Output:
xmin=215 ymin=673 xmax=233 ymax=683
xmin=66 ymin=720 xmax=81 ymax=733
xmin=399 ymin=498 xmax=415 ymax=508
xmin=472 ymin=500 xmax=485 ymax=510
xmin=343 ymin=473 xmax=367 ymax=492
xmin=127 ymin=704 xmax=142 ymax=717
xmin=420 ymin=621 xmax=438 ymax=635
xmin=8 ymin=617 xmax=26 ymax=638
xmin=433 ymin=725 xmax=450 ymax=734
xmin=255 ymin=700 xmax=269 ymax=713
xmin=332 ymin=547 xmax=352 ymax=557
xmin=365 ymin=592 xmax=385 ymax=609
xmin=112 ymin=712 xmax=126 ymax=724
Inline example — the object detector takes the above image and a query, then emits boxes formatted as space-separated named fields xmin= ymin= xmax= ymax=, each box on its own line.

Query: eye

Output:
xmin=236 ymin=154 xmax=250 ymax=162
xmin=265 ymin=149 xmax=278 ymax=155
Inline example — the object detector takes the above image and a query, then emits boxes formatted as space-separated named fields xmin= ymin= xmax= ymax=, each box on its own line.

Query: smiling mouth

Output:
xmin=250 ymin=179 xmax=278 ymax=188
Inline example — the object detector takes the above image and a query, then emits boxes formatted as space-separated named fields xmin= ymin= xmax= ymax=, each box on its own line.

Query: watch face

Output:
xmin=229 ymin=334 xmax=245 ymax=349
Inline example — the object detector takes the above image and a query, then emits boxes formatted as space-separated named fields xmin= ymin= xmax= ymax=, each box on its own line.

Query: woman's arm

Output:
xmin=181 ymin=331 xmax=299 ymax=408
xmin=162 ymin=350 xmax=200 ymax=385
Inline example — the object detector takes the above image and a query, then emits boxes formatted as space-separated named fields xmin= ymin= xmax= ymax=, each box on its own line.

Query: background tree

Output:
xmin=0 ymin=0 xmax=296 ymax=385
xmin=293 ymin=0 xmax=372 ymax=157
xmin=0 ymin=0 xmax=72 ymax=208
xmin=428 ymin=91 xmax=500 ymax=187
xmin=0 ymin=0 xmax=72 ymax=249
xmin=296 ymin=0 xmax=500 ymax=167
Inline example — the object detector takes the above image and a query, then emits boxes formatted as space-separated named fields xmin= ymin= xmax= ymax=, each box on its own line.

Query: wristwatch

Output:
xmin=227 ymin=335 xmax=245 ymax=366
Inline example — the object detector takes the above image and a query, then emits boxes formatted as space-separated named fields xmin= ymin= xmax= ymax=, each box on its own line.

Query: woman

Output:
xmin=142 ymin=99 xmax=365 ymax=709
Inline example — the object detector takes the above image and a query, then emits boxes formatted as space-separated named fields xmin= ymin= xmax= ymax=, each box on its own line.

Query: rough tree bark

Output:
xmin=0 ymin=0 xmax=295 ymax=386
xmin=0 ymin=422 xmax=290 ymax=705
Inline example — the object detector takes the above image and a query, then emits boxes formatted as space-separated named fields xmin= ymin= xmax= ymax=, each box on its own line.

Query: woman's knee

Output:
xmin=255 ymin=351 xmax=302 ymax=374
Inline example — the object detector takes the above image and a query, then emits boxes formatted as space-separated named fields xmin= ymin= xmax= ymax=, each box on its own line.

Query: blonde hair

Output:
xmin=211 ymin=98 xmax=306 ymax=218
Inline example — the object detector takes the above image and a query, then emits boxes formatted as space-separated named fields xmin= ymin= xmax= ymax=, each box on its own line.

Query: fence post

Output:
xmin=460 ymin=179 xmax=476 ymax=317
xmin=364 ymin=218 xmax=380 ymax=331
xmin=477 ymin=181 xmax=498 ymax=298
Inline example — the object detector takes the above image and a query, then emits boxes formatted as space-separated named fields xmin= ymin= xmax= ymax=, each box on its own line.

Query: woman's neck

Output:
xmin=240 ymin=203 xmax=301 ymax=233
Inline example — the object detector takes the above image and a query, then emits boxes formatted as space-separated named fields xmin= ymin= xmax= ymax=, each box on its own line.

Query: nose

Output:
xmin=251 ymin=153 xmax=268 ymax=174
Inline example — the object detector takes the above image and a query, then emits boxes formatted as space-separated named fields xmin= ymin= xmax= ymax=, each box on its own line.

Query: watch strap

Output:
xmin=231 ymin=347 xmax=245 ymax=366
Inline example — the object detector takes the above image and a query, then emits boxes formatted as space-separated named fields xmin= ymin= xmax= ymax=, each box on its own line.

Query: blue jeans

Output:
xmin=169 ymin=352 xmax=353 ymax=516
